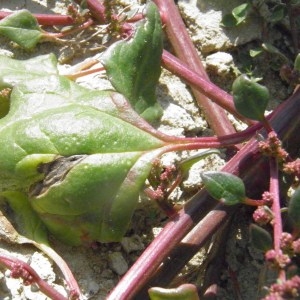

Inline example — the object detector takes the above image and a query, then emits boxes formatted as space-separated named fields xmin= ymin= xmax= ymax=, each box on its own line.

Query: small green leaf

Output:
xmin=221 ymin=14 xmax=239 ymax=27
xmin=288 ymin=187 xmax=300 ymax=230
xmin=232 ymin=74 xmax=269 ymax=121
xmin=249 ymin=48 xmax=263 ymax=58
xmin=149 ymin=284 xmax=200 ymax=300
xmin=262 ymin=43 xmax=289 ymax=63
xmin=101 ymin=2 xmax=163 ymax=123
xmin=232 ymin=3 xmax=250 ymax=25
xmin=0 ymin=10 xmax=42 ymax=50
xmin=250 ymin=224 xmax=273 ymax=251
xmin=269 ymin=5 xmax=286 ymax=23
xmin=221 ymin=3 xmax=250 ymax=27
xmin=201 ymin=171 xmax=246 ymax=205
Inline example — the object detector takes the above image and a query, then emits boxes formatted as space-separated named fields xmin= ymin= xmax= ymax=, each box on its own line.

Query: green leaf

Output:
xmin=221 ymin=3 xmax=250 ymax=27
xmin=221 ymin=14 xmax=239 ymax=27
xmin=288 ymin=187 xmax=300 ymax=230
xmin=201 ymin=171 xmax=246 ymax=205
xmin=0 ymin=55 xmax=166 ymax=245
xmin=269 ymin=5 xmax=286 ymax=23
xmin=249 ymin=48 xmax=263 ymax=58
xmin=149 ymin=284 xmax=200 ymax=300
xmin=0 ymin=54 xmax=58 ymax=89
xmin=0 ymin=10 xmax=42 ymax=50
xmin=250 ymin=224 xmax=272 ymax=251
xmin=1 ymin=191 xmax=49 ymax=244
xmin=262 ymin=43 xmax=289 ymax=63
xmin=101 ymin=2 xmax=163 ymax=123
xmin=232 ymin=3 xmax=250 ymax=25
xmin=232 ymin=74 xmax=269 ymax=121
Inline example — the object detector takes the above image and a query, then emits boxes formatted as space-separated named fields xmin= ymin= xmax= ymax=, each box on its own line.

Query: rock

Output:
xmin=108 ymin=252 xmax=128 ymax=275
xmin=121 ymin=235 xmax=144 ymax=254
xmin=206 ymin=52 xmax=234 ymax=77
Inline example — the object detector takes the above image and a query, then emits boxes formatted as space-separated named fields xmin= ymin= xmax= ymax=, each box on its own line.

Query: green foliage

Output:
xmin=1 ymin=191 xmax=49 ymax=244
xmin=288 ymin=187 xmax=300 ymax=230
xmin=101 ymin=2 xmax=163 ymax=123
xmin=250 ymin=223 xmax=273 ymax=251
xmin=232 ymin=74 xmax=269 ymax=121
xmin=148 ymin=284 xmax=200 ymax=300
xmin=0 ymin=54 xmax=58 ymax=89
xmin=0 ymin=10 xmax=42 ymax=50
xmin=0 ymin=4 xmax=166 ymax=246
xmin=221 ymin=3 xmax=250 ymax=27
xmin=200 ymin=171 xmax=246 ymax=205
xmin=0 ymin=54 xmax=166 ymax=245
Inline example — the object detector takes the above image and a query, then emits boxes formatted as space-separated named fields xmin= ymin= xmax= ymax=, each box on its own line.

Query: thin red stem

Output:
xmin=0 ymin=253 xmax=68 ymax=300
xmin=243 ymin=197 xmax=270 ymax=206
xmin=44 ymin=18 xmax=94 ymax=39
xmin=270 ymin=158 xmax=282 ymax=253
xmin=0 ymin=11 xmax=75 ymax=26
xmin=269 ymin=158 xmax=286 ymax=282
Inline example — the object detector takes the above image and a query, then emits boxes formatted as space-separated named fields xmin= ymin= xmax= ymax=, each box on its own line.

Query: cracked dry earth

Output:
xmin=0 ymin=0 xmax=292 ymax=299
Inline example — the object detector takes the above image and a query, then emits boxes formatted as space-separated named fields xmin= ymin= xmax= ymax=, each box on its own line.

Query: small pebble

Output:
xmin=108 ymin=252 xmax=128 ymax=275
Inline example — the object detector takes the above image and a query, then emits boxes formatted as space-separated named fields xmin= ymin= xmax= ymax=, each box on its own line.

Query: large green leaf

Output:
xmin=101 ymin=2 xmax=163 ymax=123
xmin=0 ymin=55 xmax=166 ymax=245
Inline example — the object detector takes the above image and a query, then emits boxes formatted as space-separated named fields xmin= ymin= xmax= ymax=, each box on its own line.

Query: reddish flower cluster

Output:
xmin=262 ymin=191 xmax=274 ymax=206
xmin=258 ymin=131 xmax=288 ymax=162
xmin=280 ymin=232 xmax=293 ymax=253
xmin=11 ymin=263 xmax=34 ymax=286
xmin=284 ymin=159 xmax=300 ymax=181
xmin=264 ymin=275 xmax=300 ymax=299
xmin=292 ymin=239 xmax=300 ymax=254
xmin=253 ymin=206 xmax=273 ymax=225
xmin=265 ymin=249 xmax=291 ymax=269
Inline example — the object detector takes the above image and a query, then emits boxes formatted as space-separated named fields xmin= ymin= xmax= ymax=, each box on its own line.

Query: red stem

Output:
xmin=270 ymin=159 xmax=282 ymax=253
xmin=45 ymin=18 xmax=94 ymax=39
xmin=0 ymin=11 xmax=75 ymax=25
xmin=153 ymin=0 xmax=236 ymax=136
xmin=243 ymin=198 xmax=270 ymax=206
xmin=0 ymin=253 xmax=68 ymax=300
xmin=269 ymin=157 xmax=286 ymax=282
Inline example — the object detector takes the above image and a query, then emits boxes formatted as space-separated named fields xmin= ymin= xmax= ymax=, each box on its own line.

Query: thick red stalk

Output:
xmin=153 ymin=0 xmax=235 ymax=136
